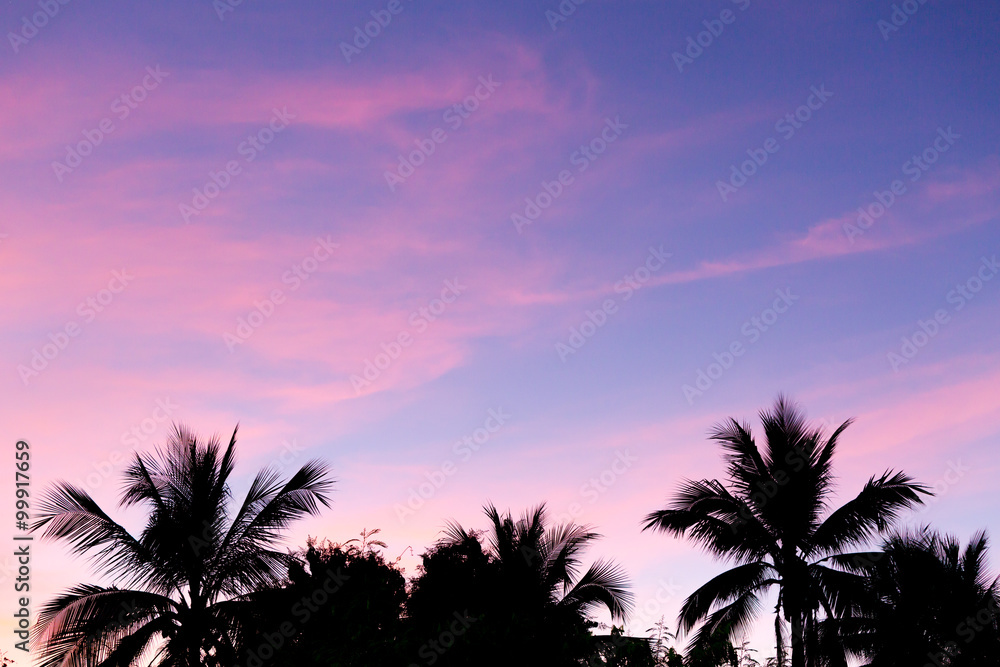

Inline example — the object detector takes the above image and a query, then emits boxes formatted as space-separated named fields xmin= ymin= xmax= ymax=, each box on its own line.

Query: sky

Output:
xmin=1 ymin=0 xmax=999 ymax=661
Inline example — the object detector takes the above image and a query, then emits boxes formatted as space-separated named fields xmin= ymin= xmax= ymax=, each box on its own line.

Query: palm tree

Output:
xmin=836 ymin=528 xmax=1000 ymax=666
xmin=642 ymin=396 xmax=930 ymax=667
xmin=453 ymin=503 xmax=635 ymax=622
xmin=410 ymin=503 xmax=634 ymax=665
xmin=31 ymin=424 xmax=333 ymax=667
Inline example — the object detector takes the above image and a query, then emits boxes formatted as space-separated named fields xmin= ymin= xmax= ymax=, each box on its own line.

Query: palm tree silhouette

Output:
xmin=836 ymin=528 xmax=1000 ymax=666
xmin=449 ymin=503 xmax=635 ymax=622
xmin=31 ymin=424 xmax=333 ymax=667
xmin=642 ymin=396 xmax=930 ymax=667
xmin=410 ymin=502 xmax=633 ymax=665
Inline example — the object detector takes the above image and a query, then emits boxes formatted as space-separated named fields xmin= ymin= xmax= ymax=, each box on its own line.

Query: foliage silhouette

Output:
xmin=588 ymin=625 xmax=660 ymax=666
xmin=246 ymin=535 xmax=408 ymax=667
xmin=26 ymin=407 xmax=1000 ymax=667
xmin=683 ymin=622 xmax=739 ymax=667
xmin=642 ymin=396 xmax=930 ymax=667
xmin=832 ymin=528 xmax=1000 ymax=666
xmin=406 ymin=502 xmax=635 ymax=666
xmin=31 ymin=424 xmax=333 ymax=667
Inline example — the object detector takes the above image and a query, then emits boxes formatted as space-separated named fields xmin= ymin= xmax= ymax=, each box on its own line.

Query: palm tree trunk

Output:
xmin=774 ymin=613 xmax=785 ymax=667
xmin=188 ymin=587 xmax=203 ymax=667
xmin=790 ymin=612 xmax=805 ymax=667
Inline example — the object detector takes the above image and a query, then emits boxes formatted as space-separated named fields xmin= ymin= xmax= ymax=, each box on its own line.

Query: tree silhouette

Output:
xmin=591 ymin=624 xmax=660 ymax=666
xmin=642 ymin=396 xmax=930 ymax=667
xmin=31 ymin=424 xmax=333 ymax=667
xmin=247 ymin=534 xmax=408 ymax=667
xmin=407 ymin=502 xmax=634 ymax=666
xmin=834 ymin=528 xmax=1000 ymax=666
xmin=468 ymin=503 xmax=634 ymax=622
xmin=683 ymin=622 xmax=739 ymax=667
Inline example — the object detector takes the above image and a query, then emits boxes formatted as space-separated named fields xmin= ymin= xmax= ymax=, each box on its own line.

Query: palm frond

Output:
xmin=677 ymin=561 xmax=777 ymax=635
xmin=37 ymin=424 xmax=335 ymax=667
xmin=710 ymin=417 xmax=767 ymax=498
xmin=690 ymin=587 xmax=764 ymax=650
xmin=33 ymin=585 xmax=178 ymax=667
xmin=643 ymin=479 xmax=777 ymax=562
xmin=545 ymin=521 xmax=601 ymax=590
xmin=213 ymin=459 xmax=333 ymax=590
xmin=809 ymin=470 xmax=931 ymax=556
xmin=31 ymin=483 xmax=167 ymax=592
xmin=561 ymin=558 xmax=635 ymax=621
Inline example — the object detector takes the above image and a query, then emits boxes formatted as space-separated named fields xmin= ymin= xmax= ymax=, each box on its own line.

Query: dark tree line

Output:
xmin=28 ymin=398 xmax=1000 ymax=666
xmin=246 ymin=506 xmax=643 ymax=667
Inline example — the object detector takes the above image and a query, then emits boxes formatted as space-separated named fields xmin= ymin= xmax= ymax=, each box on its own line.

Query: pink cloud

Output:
xmin=0 ymin=37 xmax=574 ymax=166
xmin=608 ymin=162 xmax=1000 ymax=293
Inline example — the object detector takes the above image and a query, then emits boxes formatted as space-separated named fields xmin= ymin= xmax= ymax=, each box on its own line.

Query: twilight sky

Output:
xmin=2 ymin=0 xmax=999 ymax=660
